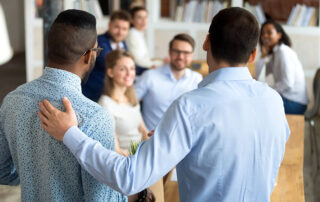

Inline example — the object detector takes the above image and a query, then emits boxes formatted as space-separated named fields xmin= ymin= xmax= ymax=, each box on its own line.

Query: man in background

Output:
xmin=82 ymin=10 xmax=131 ymax=102
xmin=135 ymin=33 xmax=202 ymax=131
xmin=0 ymin=9 xmax=126 ymax=201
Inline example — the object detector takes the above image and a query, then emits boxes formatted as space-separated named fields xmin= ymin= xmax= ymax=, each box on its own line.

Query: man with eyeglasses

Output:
xmin=0 ymin=9 xmax=127 ymax=201
xmin=135 ymin=33 xmax=202 ymax=132
xmin=82 ymin=10 xmax=131 ymax=102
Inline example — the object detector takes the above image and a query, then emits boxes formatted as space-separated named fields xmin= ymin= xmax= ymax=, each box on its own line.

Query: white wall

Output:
xmin=1 ymin=0 xmax=25 ymax=53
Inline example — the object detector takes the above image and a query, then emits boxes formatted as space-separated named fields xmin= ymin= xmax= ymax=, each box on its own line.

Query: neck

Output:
xmin=112 ymin=83 xmax=128 ymax=103
xmin=208 ymin=59 xmax=246 ymax=73
xmin=47 ymin=62 xmax=82 ymax=78
xmin=170 ymin=66 xmax=186 ymax=81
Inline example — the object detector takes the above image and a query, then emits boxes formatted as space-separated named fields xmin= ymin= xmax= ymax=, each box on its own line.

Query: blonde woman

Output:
xmin=99 ymin=49 xmax=163 ymax=202
xmin=98 ymin=50 xmax=148 ymax=156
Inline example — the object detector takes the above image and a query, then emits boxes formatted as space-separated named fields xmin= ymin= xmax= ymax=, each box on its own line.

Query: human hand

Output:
xmin=261 ymin=45 xmax=270 ymax=58
xmin=38 ymin=97 xmax=78 ymax=141
xmin=147 ymin=130 xmax=154 ymax=137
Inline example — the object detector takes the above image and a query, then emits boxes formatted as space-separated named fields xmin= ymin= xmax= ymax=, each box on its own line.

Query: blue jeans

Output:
xmin=282 ymin=96 xmax=307 ymax=115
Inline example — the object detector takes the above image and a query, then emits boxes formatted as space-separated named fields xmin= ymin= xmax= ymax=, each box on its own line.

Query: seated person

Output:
xmin=126 ymin=6 xmax=167 ymax=75
xmin=98 ymin=50 xmax=148 ymax=155
xmin=255 ymin=20 xmax=309 ymax=114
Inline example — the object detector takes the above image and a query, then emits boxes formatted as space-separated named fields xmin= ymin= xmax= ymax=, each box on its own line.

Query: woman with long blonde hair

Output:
xmin=98 ymin=49 xmax=148 ymax=156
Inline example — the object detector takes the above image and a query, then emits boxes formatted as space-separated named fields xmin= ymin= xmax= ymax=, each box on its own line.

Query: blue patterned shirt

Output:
xmin=0 ymin=67 xmax=127 ymax=202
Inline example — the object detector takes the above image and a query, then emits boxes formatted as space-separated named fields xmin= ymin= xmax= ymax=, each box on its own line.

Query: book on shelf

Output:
xmin=243 ymin=2 xmax=266 ymax=24
xmin=173 ymin=0 xmax=228 ymax=23
xmin=287 ymin=4 xmax=318 ymax=27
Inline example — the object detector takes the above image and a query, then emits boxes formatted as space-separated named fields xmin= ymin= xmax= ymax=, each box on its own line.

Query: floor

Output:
xmin=0 ymin=54 xmax=319 ymax=202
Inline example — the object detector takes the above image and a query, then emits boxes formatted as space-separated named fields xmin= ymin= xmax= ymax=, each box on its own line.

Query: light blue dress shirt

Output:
xmin=62 ymin=67 xmax=290 ymax=202
xmin=0 ymin=67 xmax=126 ymax=202
xmin=135 ymin=64 xmax=202 ymax=131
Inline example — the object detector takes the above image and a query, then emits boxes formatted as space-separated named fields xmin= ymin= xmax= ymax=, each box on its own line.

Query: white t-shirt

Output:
xmin=98 ymin=95 xmax=143 ymax=150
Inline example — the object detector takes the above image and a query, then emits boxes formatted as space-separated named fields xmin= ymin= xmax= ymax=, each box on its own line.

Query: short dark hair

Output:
xmin=209 ymin=7 xmax=260 ymax=66
xmin=259 ymin=20 xmax=292 ymax=47
xmin=110 ymin=10 xmax=131 ymax=22
xmin=169 ymin=33 xmax=195 ymax=51
xmin=47 ymin=9 xmax=97 ymax=65
xmin=130 ymin=6 xmax=147 ymax=18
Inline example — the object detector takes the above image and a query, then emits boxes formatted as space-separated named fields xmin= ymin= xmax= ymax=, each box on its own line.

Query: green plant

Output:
xmin=129 ymin=140 xmax=141 ymax=155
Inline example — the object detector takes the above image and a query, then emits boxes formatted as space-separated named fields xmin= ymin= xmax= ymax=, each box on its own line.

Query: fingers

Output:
xmin=62 ymin=97 xmax=74 ymax=114
xmin=38 ymin=111 xmax=49 ymax=126
xmin=43 ymin=99 xmax=58 ymax=114
xmin=39 ymin=102 xmax=51 ymax=118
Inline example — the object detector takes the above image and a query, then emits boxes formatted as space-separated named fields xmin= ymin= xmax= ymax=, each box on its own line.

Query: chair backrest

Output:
xmin=313 ymin=68 xmax=320 ymax=115
xmin=305 ymin=68 xmax=320 ymax=119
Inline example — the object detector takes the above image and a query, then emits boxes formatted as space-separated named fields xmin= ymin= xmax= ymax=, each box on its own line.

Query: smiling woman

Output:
xmin=255 ymin=20 xmax=309 ymax=115
xmin=98 ymin=49 xmax=148 ymax=154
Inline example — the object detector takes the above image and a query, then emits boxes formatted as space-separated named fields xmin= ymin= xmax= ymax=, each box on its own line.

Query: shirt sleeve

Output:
xmin=274 ymin=50 xmax=296 ymax=93
xmin=63 ymin=99 xmax=193 ymax=195
xmin=255 ymin=58 xmax=265 ymax=80
xmin=126 ymin=31 xmax=156 ymax=68
xmin=0 ymin=108 xmax=19 ymax=185
xmin=134 ymin=71 xmax=151 ymax=100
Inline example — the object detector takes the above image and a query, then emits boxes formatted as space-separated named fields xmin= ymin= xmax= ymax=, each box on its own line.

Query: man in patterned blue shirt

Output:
xmin=0 ymin=10 xmax=127 ymax=201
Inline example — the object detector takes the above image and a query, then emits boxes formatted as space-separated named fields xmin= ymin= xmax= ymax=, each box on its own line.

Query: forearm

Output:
xmin=63 ymin=127 xmax=170 ymax=195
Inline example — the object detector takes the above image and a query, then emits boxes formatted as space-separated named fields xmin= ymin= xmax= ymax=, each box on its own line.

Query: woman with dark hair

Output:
xmin=255 ymin=20 xmax=309 ymax=114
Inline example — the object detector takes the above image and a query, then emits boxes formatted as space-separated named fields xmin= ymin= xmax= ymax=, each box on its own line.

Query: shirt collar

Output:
xmin=198 ymin=67 xmax=252 ymax=88
xmin=163 ymin=64 xmax=191 ymax=81
xmin=42 ymin=67 xmax=82 ymax=92
xmin=110 ymin=41 xmax=125 ymax=50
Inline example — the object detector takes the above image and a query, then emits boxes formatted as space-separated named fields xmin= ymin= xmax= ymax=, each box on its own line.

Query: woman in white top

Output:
xmin=99 ymin=50 xmax=163 ymax=202
xmin=125 ymin=6 xmax=165 ymax=75
xmin=255 ymin=20 xmax=308 ymax=114
xmin=98 ymin=50 xmax=148 ymax=155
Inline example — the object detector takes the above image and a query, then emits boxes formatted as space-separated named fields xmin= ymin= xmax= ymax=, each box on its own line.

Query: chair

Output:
xmin=305 ymin=68 xmax=320 ymax=177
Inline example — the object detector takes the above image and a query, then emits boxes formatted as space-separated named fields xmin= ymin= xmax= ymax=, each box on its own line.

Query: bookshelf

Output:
xmin=25 ymin=0 xmax=320 ymax=86
xmin=24 ymin=0 xmax=110 ymax=82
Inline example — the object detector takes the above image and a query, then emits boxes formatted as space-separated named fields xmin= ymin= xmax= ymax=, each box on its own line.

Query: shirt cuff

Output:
xmin=63 ymin=126 xmax=89 ymax=153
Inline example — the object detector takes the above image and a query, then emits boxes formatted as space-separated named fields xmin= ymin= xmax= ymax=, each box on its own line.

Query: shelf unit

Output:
xmin=145 ymin=0 xmax=320 ymax=77
xmin=25 ymin=0 xmax=320 ymax=83
xmin=24 ymin=0 xmax=109 ymax=82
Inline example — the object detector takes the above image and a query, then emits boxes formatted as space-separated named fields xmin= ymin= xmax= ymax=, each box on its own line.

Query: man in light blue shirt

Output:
xmin=135 ymin=33 xmax=202 ymax=131
xmin=38 ymin=8 xmax=290 ymax=202
xmin=0 ymin=10 xmax=126 ymax=201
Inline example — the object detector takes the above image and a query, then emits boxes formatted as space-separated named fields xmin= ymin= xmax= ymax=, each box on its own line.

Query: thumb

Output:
xmin=62 ymin=97 xmax=74 ymax=114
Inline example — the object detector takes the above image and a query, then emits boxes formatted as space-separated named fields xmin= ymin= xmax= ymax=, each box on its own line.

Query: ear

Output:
xmin=203 ymin=34 xmax=210 ymax=51
xmin=248 ymin=48 xmax=257 ymax=64
xmin=107 ymin=68 xmax=114 ymax=78
xmin=108 ymin=21 xmax=112 ymax=30
xmin=83 ymin=50 xmax=92 ymax=64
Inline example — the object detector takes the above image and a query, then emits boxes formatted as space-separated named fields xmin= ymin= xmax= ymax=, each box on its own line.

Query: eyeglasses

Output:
xmin=170 ymin=48 xmax=193 ymax=56
xmin=82 ymin=46 xmax=103 ymax=57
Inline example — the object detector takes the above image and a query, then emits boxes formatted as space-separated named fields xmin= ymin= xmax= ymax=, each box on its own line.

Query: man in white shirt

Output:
xmin=38 ymin=8 xmax=289 ymax=202
xmin=135 ymin=33 xmax=203 ymax=131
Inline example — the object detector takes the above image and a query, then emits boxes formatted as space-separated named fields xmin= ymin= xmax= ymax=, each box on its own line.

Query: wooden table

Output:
xmin=271 ymin=115 xmax=305 ymax=202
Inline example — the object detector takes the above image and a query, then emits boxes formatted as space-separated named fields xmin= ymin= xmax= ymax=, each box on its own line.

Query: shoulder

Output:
xmin=188 ymin=69 xmax=203 ymax=79
xmin=277 ymin=44 xmax=296 ymax=57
